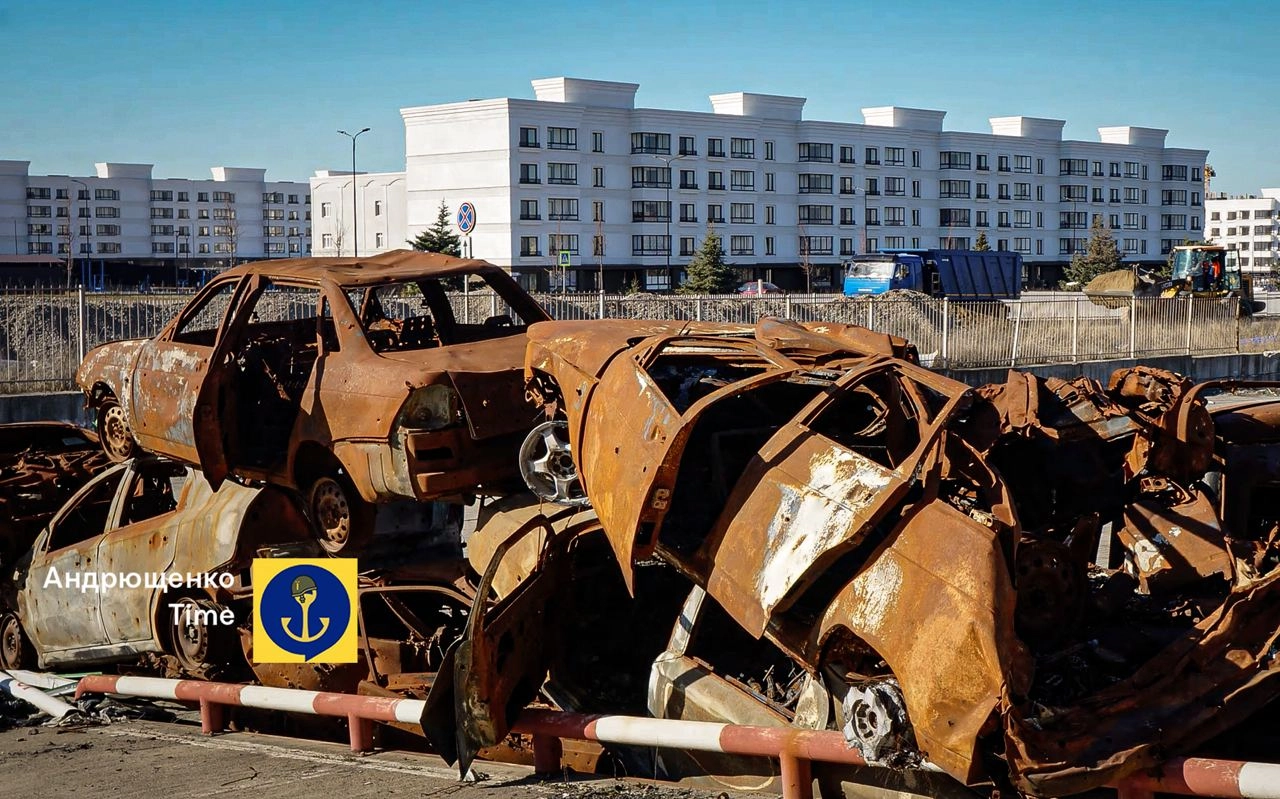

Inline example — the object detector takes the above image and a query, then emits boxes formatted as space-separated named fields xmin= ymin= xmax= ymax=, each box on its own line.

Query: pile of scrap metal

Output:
xmin=0 ymin=423 xmax=109 ymax=569
xmin=424 ymin=317 xmax=1280 ymax=798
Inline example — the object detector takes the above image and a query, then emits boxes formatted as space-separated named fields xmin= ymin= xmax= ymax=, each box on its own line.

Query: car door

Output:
xmin=96 ymin=461 xmax=187 ymax=645
xmin=20 ymin=465 xmax=127 ymax=657
xmin=192 ymin=274 xmax=264 ymax=488
xmin=130 ymin=277 xmax=243 ymax=461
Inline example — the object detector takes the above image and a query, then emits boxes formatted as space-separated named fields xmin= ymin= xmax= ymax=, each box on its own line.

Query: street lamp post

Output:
xmin=71 ymin=179 xmax=89 ymax=287
xmin=337 ymin=127 xmax=370 ymax=258
xmin=651 ymin=153 xmax=686 ymax=291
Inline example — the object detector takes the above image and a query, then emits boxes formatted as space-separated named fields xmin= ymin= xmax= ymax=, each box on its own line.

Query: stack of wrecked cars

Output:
xmin=425 ymin=316 xmax=1280 ymax=798
xmin=3 ymin=249 xmax=1277 ymax=799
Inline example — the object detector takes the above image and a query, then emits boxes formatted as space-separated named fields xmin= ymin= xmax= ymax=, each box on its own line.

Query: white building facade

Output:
xmin=0 ymin=160 xmax=310 ymax=285
xmin=1205 ymin=189 xmax=1280 ymax=278
xmin=309 ymin=170 xmax=407 ymax=258
xmin=383 ymin=78 xmax=1208 ymax=291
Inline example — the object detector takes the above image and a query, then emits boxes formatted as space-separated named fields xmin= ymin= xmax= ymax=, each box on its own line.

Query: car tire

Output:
xmin=0 ymin=612 xmax=35 ymax=670
xmin=166 ymin=596 xmax=234 ymax=678
xmin=97 ymin=397 xmax=139 ymax=462
xmin=307 ymin=471 xmax=374 ymax=556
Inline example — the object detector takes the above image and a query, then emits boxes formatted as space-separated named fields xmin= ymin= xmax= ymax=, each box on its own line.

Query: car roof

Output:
xmin=218 ymin=249 xmax=509 ymax=288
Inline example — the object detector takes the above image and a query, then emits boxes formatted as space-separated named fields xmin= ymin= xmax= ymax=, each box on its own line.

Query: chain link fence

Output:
xmin=0 ymin=285 xmax=1268 ymax=395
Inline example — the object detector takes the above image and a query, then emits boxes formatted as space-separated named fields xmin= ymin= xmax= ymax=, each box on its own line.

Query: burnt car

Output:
xmin=76 ymin=250 xmax=549 ymax=554
xmin=431 ymin=317 xmax=1280 ymax=797
xmin=0 ymin=421 xmax=110 ymax=569
xmin=2 ymin=455 xmax=312 ymax=674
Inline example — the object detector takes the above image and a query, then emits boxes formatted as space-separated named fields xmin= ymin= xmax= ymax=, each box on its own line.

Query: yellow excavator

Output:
xmin=1084 ymin=244 xmax=1257 ymax=313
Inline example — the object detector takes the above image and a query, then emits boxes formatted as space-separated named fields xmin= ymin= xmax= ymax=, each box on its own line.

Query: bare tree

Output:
xmin=798 ymin=222 xmax=812 ymax=293
xmin=333 ymin=218 xmax=347 ymax=257
xmin=218 ymin=197 xmax=239 ymax=267
xmin=62 ymin=194 xmax=76 ymax=287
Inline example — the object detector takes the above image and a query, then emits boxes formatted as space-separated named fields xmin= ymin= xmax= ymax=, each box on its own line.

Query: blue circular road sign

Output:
xmin=457 ymin=202 xmax=476 ymax=235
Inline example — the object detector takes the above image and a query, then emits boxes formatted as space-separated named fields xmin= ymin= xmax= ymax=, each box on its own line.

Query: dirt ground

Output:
xmin=0 ymin=718 xmax=742 ymax=799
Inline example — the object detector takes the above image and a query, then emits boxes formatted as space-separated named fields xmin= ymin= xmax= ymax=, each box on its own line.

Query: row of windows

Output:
xmin=1209 ymin=226 xmax=1278 ymax=237
xmin=29 ymin=204 xmax=310 ymax=222
xmin=1211 ymin=209 xmax=1275 ymax=221
xmin=25 ymin=187 xmax=308 ymax=204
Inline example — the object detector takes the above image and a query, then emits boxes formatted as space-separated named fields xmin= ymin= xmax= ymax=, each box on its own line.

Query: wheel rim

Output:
xmin=100 ymin=403 xmax=135 ymax=462
xmin=0 ymin=614 xmax=24 ymax=669
xmin=518 ymin=420 xmax=589 ymax=506
xmin=311 ymin=477 xmax=352 ymax=552
xmin=171 ymin=598 xmax=211 ymax=671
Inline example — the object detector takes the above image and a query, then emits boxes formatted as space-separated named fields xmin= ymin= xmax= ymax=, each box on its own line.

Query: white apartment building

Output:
xmin=308 ymin=77 xmax=1209 ymax=291
xmin=309 ymin=170 xmax=407 ymax=257
xmin=0 ymin=160 xmax=311 ymax=285
xmin=1205 ymin=189 xmax=1280 ymax=278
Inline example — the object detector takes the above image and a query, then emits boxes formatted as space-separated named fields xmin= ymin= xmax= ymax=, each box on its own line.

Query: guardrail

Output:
xmin=75 ymin=675 xmax=1280 ymax=799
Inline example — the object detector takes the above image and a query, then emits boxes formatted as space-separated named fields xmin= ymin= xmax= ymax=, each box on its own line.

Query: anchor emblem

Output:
xmin=283 ymin=574 xmax=330 ymax=643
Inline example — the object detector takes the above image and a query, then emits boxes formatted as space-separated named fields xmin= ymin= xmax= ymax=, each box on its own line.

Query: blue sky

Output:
xmin=2 ymin=0 xmax=1275 ymax=194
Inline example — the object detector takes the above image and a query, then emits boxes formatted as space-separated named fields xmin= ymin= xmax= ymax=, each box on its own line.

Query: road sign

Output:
xmin=558 ymin=251 xmax=571 ymax=268
xmin=456 ymin=202 xmax=476 ymax=235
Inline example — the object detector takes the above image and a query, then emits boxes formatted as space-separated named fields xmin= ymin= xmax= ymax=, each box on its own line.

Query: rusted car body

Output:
xmin=4 ymin=456 xmax=311 ymax=673
xmin=0 ymin=422 xmax=110 ymax=569
xmin=430 ymin=317 xmax=1280 ymax=797
xmin=76 ymin=250 xmax=548 ymax=553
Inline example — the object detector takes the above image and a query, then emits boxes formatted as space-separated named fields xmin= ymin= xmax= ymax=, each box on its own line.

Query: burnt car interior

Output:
xmin=360 ymin=587 xmax=471 ymax=695
xmin=347 ymin=275 xmax=536 ymax=355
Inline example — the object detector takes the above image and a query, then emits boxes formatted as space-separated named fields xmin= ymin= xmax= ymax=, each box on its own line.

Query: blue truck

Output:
xmin=842 ymin=249 xmax=1023 ymax=299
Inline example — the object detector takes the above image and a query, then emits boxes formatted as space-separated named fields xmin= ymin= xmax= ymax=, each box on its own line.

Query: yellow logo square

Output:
xmin=252 ymin=558 xmax=358 ymax=663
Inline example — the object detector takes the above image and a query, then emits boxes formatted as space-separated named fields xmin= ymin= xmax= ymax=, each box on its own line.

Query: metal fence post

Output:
xmin=490 ymin=292 xmax=498 ymax=320
xmin=866 ymin=301 xmax=873 ymax=330
xmin=1072 ymin=295 xmax=1079 ymax=363
xmin=1010 ymin=300 xmax=1022 ymax=368
xmin=462 ymin=279 xmax=470 ymax=324
xmin=598 ymin=290 xmax=605 ymax=320
xmin=940 ymin=297 xmax=950 ymax=367
xmin=785 ymin=294 xmax=793 ymax=320
xmin=1129 ymin=297 xmax=1137 ymax=360
xmin=1185 ymin=295 xmax=1194 ymax=356
xmin=696 ymin=296 xmax=703 ymax=322
xmin=76 ymin=285 xmax=87 ymax=366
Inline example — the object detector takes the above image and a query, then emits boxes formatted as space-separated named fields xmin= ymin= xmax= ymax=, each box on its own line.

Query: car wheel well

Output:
xmin=89 ymin=382 xmax=116 ymax=406
xmin=293 ymin=442 xmax=343 ymax=491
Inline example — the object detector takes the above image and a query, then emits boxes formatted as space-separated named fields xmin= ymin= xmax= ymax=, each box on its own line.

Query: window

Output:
xmin=548 ymin=198 xmax=579 ymax=221
xmin=150 ymin=207 xmax=173 ymax=219
xmin=679 ymin=135 xmax=696 ymax=156
xmin=262 ymin=208 xmax=284 ymax=220
xmin=198 ymin=209 xmax=210 ymax=219
xmin=707 ymin=204 xmax=724 ymax=223
xmin=1124 ymin=187 xmax=1142 ymax=204
xmin=1161 ymin=214 xmax=1188 ymax=230
xmin=519 ymin=164 xmax=540 ymax=184
xmin=632 ymin=166 xmax=670 ymax=188
xmin=976 ymin=154 xmax=990 ymax=171
xmin=731 ymin=137 xmax=755 ymax=159
xmin=547 ymin=163 xmax=577 ymax=185
xmin=975 ymin=210 xmax=988 ymax=228
xmin=150 ymin=224 xmax=174 ymax=235
xmin=730 ymin=235 xmax=754 ymax=255
xmin=798 ymin=143 xmax=833 ymax=163
xmin=196 ymin=191 xmax=209 ymax=202
xmin=680 ymin=236 xmax=696 ymax=256
xmin=519 ymin=127 xmax=540 ymax=147
xmin=765 ymin=205 xmax=775 ymax=225
xmin=1013 ymin=237 xmax=1032 ymax=254
xmin=96 ymin=206 xmax=120 ymax=218
xmin=997 ymin=211 xmax=1011 ymax=228
xmin=593 ymin=201 xmax=604 ymax=223
xmin=866 ymin=237 xmax=879 ymax=251
xmin=799 ymin=236 xmax=833 ymax=255
xmin=212 ymin=191 xmax=234 ymax=203
xmin=521 ymin=198 xmax=544 ymax=220
xmin=798 ymin=173 xmax=833 ymax=194
xmin=631 ymin=234 xmax=670 ymax=255
xmin=1092 ymin=161 xmax=1104 ymax=177
xmin=866 ymin=207 xmax=880 ymax=225
xmin=56 ymin=207 xmax=67 ymax=218
xmin=548 ymin=126 xmax=577 ymax=150
xmin=374 ymin=200 xmax=383 ymax=216
xmin=1092 ymin=187 xmax=1103 ymax=203
xmin=976 ymin=182 xmax=990 ymax=200
xmin=1059 ymin=158 xmax=1088 ymax=176
xmin=840 ymin=207 xmax=855 ymax=225
xmin=679 ymin=203 xmax=697 ymax=222
xmin=884 ymin=177 xmax=905 ymax=196
xmin=883 ymin=236 xmax=905 ymax=250
xmin=56 ymin=188 xmax=68 ymax=200
xmin=939 ymin=180 xmax=971 ymax=199
xmin=1014 ymin=210 xmax=1031 ymax=228
xmin=730 ymin=170 xmax=754 ymax=191
xmin=730 ymin=203 xmax=755 ymax=223
xmin=27 ymin=205 xmax=51 ymax=217
xmin=1014 ymin=155 xmax=1031 ymax=173
xmin=839 ymin=145 xmax=855 ymax=164
xmin=885 ymin=147 xmax=905 ymax=166
xmin=548 ymin=233 xmax=579 ymax=254
xmin=765 ymin=172 xmax=775 ymax=192
xmin=708 ymin=171 xmax=725 ymax=191
xmin=798 ymin=205 xmax=832 ymax=225
xmin=885 ymin=206 xmax=906 ymax=226
xmin=841 ymin=238 xmax=855 ymax=256
xmin=632 ymin=200 xmax=670 ymax=222
xmin=1192 ymin=192 xmax=1202 ymax=207
xmin=262 ymin=191 xmax=283 ymax=204
xmin=97 ymin=242 xmax=122 ymax=253
xmin=678 ymin=169 xmax=697 ymax=189
xmin=1060 ymin=211 xmax=1088 ymax=229
xmin=940 ymin=151 xmax=971 ymax=170
xmin=212 ymin=225 xmax=234 ymax=236
xmin=939 ymin=208 xmax=970 ymax=227
xmin=839 ymin=176 xmax=854 ymax=195
xmin=1124 ymin=161 xmax=1140 ymax=179
xmin=1122 ymin=238 xmax=1140 ymax=254
xmin=213 ymin=207 xmax=235 ymax=219
xmin=765 ymin=236 xmax=775 ymax=255
xmin=912 ymin=150 xmax=921 ymax=168
xmin=593 ymin=234 xmax=605 ymax=256
xmin=27 ymin=223 xmax=52 ymax=236
xmin=998 ymin=155 xmax=1011 ymax=172
xmin=865 ymin=177 xmax=879 ymax=196
xmin=95 ymin=188 xmax=119 ymax=201
xmin=150 ymin=190 xmax=173 ymax=201
xmin=1060 ymin=185 xmax=1087 ymax=202
xmin=911 ymin=209 xmax=920 ymax=226
xmin=865 ymin=147 xmax=879 ymax=165
xmin=520 ymin=236 xmax=540 ymax=256
xmin=151 ymin=242 xmax=175 ymax=254
xmin=1014 ymin=183 xmax=1031 ymax=200
xmin=592 ymin=166 xmax=604 ymax=188
xmin=198 ymin=226 xmax=211 ymax=236
xmin=707 ymin=137 xmax=725 ymax=157
xmin=765 ymin=141 xmax=775 ymax=160
xmin=1162 ymin=189 xmax=1188 ymax=206
xmin=27 ymin=187 xmax=51 ymax=199
xmin=321 ymin=201 xmax=332 ymax=217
